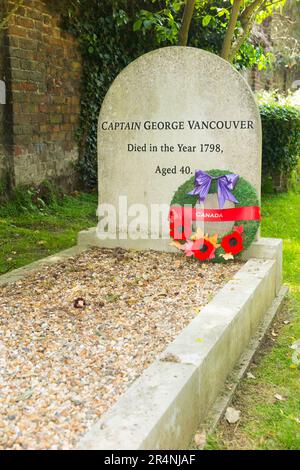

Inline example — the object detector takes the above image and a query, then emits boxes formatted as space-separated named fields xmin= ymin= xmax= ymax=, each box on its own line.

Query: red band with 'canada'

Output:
xmin=169 ymin=206 xmax=261 ymax=241
xmin=169 ymin=206 xmax=261 ymax=223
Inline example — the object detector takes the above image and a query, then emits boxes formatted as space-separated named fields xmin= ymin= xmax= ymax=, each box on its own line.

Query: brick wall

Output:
xmin=0 ymin=1 xmax=7 ymax=185
xmin=0 ymin=36 xmax=5 ymax=184
xmin=0 ymin=0 xmax=82 ymax=189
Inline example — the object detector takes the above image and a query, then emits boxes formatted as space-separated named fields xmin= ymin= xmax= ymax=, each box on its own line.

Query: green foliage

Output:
xmin=133 ymin=1 xmax=182 ymax=44
xmin=0 ymin=181 xmax=64 ymax=216
xmin=170 ymin=169 xmax=260 ymax=259
xmin=0 ymin=172 xmax=12 ymax=205
xmin=134 ymin=0 xmax=275 ymax=69
xmin=234 ymin=42 xmax=273 ymax=71
xmin=259 ymin=102 xmax=300 ymax=180
xmin=0 ymin=192 xmax=97 ymax=274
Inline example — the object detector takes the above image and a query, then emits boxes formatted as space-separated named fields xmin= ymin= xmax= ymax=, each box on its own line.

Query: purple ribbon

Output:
xmin=188 ymin=170 xmax=239 ymax=209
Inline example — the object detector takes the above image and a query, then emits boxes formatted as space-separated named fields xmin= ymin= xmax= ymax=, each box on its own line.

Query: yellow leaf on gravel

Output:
xmin=220 ymin=253 xmax=234 ymax=260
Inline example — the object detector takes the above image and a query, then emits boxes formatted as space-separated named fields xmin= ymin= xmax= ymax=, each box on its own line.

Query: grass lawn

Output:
xmin=0 ymin=190 xmax=299 ymax=449
xmin=0 ymin=192 xmax=97 ymax=274
xmin=205 ymin=191 xmax=300 ymax=450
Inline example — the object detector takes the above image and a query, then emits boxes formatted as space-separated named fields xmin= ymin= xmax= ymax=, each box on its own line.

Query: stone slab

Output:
xmin=242 ymin=237 xmax=283 ymax=294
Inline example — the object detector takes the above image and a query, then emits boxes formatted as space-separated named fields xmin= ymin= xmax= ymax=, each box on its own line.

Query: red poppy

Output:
xmin=169 ymin=221 xmax=192 ymax=241
xmin=221 ymin=231 xmax=243 ymax=255
xmin=192 ymin=238 xmax=215 ymax=261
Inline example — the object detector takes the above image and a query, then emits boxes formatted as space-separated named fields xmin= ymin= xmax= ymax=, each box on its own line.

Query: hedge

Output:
xmin=259 ymin=103 xmax=300 ymax=190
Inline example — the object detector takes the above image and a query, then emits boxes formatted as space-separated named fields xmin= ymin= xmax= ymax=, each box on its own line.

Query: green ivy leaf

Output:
xmin=133 ymin=19 xmax=142 ymax=31
xmin=143 ymin=19 xmax=153 ymax=29
xmin=202 ymin=14 xmax=212 ymax=27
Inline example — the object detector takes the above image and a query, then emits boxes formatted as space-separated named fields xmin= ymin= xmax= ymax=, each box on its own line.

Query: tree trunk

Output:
xmin=178 ymin=0 xmax=196 ymax=46
xmin=220 ymin=0 xmax=242 ymax=61
xmin=228 ymin=0 xmax=266 ymax=61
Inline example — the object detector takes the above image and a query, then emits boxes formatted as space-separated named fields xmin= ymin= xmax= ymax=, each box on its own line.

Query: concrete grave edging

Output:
xmin=77 ymin=237 xmax=284 ymax=450
xmin=0 ymin=238 xmax=284 ymax=450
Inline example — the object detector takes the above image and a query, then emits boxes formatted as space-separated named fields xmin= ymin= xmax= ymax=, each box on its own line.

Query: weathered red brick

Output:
xmin=15 ymin=16 xmax=35 ymax=29
xmin=9 ymin=25 xmax=28 ymax=38
xmin=2 ymin=0 xmax=82 ymax=188
xmin=20 ymin=37 xmax=37 ymax=50
xmin=11 ymin=81 xmax=38 ymax=92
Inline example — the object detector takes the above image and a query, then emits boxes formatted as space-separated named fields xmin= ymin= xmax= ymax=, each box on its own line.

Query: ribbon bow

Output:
xmin=188 ymin=170 xmax=239 ymax=209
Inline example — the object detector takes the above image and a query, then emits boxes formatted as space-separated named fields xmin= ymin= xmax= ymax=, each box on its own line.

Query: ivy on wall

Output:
xmin=60 ymin=0 xmax=156 ymax=188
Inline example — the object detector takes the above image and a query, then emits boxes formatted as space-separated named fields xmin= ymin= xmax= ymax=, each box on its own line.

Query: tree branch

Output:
xmin=178 ymin=0 xmax=196 ymax=46
xmin=229 ymin=0 xmax=269 ymax=61
xmin=220 ymin=0 xmax=243 ymax=61
xmin=240 ymin=0 xmax=265 ymax=28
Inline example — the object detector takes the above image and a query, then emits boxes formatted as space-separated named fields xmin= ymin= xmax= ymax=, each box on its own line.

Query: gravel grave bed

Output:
xmin=0 ymin=248 xmax=242 ymax=450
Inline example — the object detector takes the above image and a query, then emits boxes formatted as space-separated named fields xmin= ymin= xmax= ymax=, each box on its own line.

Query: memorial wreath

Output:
xmin=169 ymin=169 xmax=261 ymax=262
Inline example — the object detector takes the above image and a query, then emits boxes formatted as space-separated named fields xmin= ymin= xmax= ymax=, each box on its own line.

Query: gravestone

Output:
xmin=95 ymin=46 xmax=261 ymax=251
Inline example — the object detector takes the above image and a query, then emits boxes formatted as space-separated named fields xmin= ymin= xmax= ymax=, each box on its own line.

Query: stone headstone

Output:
xmin=96 ymin=46 xmax=261 ymax=250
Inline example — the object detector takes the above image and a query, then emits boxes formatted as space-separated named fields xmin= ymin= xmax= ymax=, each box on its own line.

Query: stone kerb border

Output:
xmin=77 ymin=237 xmax=284 ymax=450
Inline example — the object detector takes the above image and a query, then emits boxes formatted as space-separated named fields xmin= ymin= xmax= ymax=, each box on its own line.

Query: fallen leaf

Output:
xmin=225 ymin=406 xmax=241 ymax=424
xmin=291 ymin=340 xmax=300 ymax=353
xmin=160 ymin=353 xmax=180 ymax=363
xmin=194 ymin=431 xmax=206 ymax=449
xmin=271 ymin=330 xmax=278 ymax=337
xmin=16 ymin=389 xmax=34 ymax=402
xmin=126 ymin=298 xmax=138 ymax=306
xmin=195 ymin=337 xmax=204 ymax=343
xmin=105 ymin=294 xmax=120 ymax=303
xmin=220 ymin=253 xmax=234 ymax=260
xmin=246 ymin=372 xmax=256 ymax=379
xmin=73 ymin=297 xmax=86 ymax=308
xmin=291 ymin=351 xmax=300 ymax=366
xmin=274 ymin=393 xmax=285 ymax=401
